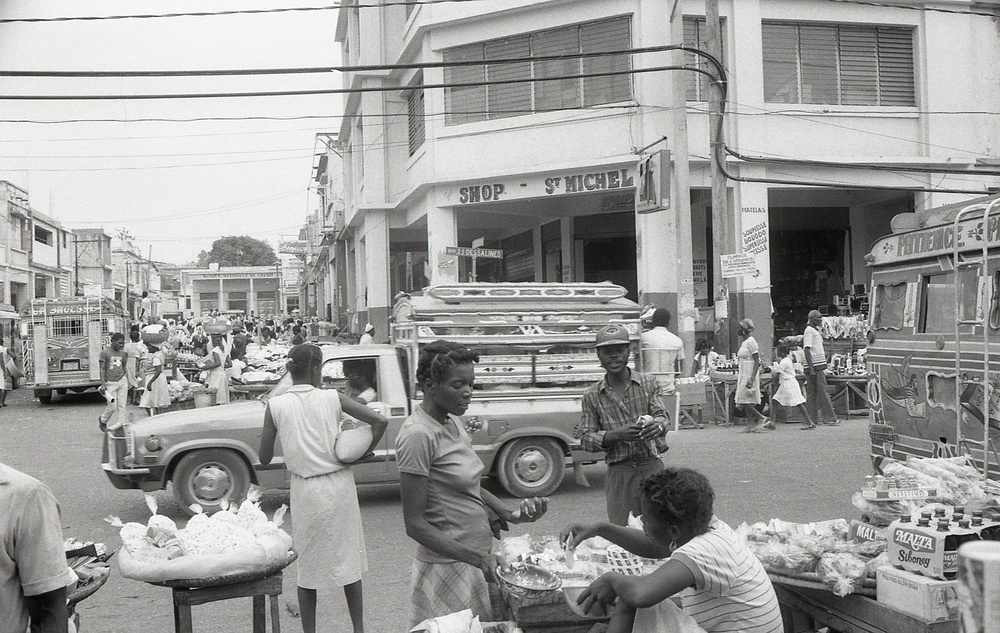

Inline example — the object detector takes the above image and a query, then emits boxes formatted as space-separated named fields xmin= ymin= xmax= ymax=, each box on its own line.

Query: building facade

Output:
xmin=71 ymin=228 xmax=114 ymax=298
xmin=180 ymin=265 xmax=282 ymax=319
xmin=324 ymin=0 xmax=1000 ymax=360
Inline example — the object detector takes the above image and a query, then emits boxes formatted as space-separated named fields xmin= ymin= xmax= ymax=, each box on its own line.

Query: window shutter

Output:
xmin=838 ymin=26 xmax=878 ymax=106
xmin=877 ymin=27 xmax=915 ymax=106
xmin=531 ymin=25 xmax=582 ymax=111
xmin=799 ymin=25 xmax=839 ymax=104
xmin=485 ymin=35 xmax=532 ymax=121
xmin=444 ymin=45 xmax=486 ymax=125
xmin=407 ymin=80 xmax=425 ymax=156
xmin=581 ymin=17 xmax=632 ymax=107
xmin=762 ymin=22 xmax=800 ymax=103
xmin=683 ymin=18 xmax=702 ymax=101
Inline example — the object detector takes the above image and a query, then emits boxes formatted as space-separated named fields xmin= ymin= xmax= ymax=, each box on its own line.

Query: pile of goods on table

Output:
xmin=166 ymin=380 xmax=202 ymax=404
xmin=66 ymin=538 xmax=114 ymax=597
xmin=110 ymin=488 xmax=293 ymax=584
xmin=410 ymin=609 xmax=518 ymax=633
xmin=237 ymin=346 xmax=289 ymax=385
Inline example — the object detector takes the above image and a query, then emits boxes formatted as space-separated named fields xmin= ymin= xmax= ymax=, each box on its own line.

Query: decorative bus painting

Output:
xmin=20 ymin=297 xmax=129 ymax=404
xmin=866 ymin=195 xmax=1000 ymax=483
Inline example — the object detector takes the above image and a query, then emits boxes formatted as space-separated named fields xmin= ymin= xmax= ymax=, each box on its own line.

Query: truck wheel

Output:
xmin=496 ymin=438 xmax=565 ymax=498
xmin=35 ymin=390 xmax=52 ymax=405
xmin=172 ymin=449 xmax=251 ymax=516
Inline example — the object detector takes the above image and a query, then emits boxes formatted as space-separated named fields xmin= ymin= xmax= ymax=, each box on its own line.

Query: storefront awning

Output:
xmin=0 ymin=311 xmax=20 ymax=320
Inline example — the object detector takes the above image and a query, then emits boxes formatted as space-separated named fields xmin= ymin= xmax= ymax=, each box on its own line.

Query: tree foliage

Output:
xmin=205 ymin=236 xmax=277 ymax=266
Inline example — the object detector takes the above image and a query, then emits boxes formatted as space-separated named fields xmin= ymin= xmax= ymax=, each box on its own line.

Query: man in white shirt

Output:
xmin=641 ymin=308 xmax=686 ymax=394
xmin=803 ymin=309 xmax=841 ymax=426
xmin=359 ymin=323 xmax=375 ymax=345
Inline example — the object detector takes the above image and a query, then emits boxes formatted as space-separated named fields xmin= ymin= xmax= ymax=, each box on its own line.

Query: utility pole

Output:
xmin=706 ymin=0 xmax=731 ymax=356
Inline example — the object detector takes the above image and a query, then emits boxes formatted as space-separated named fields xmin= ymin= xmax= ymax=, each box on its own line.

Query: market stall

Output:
xmin=493 ymin=454 xmax=996 ymax=633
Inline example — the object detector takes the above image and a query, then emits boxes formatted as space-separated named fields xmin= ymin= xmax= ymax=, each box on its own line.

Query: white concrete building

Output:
xmin=331 ymin=0 xmax=1000 ymax=357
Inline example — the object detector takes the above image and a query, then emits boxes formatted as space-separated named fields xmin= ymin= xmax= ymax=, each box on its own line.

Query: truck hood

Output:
xmin=128 ymin=401 xmax=265 ymax=436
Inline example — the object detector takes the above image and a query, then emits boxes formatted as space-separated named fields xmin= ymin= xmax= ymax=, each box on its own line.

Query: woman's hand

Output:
xmin=578 ymin=572 xmax=619 ymax=613
xmin=477 ymin=552 xmax=499 ymax=584
xmin=559 ymin=522 xmax=601 ymax=549
xmin=510 ymin=497 xmax=548 ymax=523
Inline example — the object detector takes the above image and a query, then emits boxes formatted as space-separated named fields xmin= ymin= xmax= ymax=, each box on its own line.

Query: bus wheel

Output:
xmin=172 ymin=449 xmax=251 ymax=516
xmin=496 ymin=438 xmax=565 ymax=498
xmin=35 ymin=390 xmax=52 ymax=405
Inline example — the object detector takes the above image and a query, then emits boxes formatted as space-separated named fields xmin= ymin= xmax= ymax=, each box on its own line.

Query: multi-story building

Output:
xmin=69 ymin=228 xmax=114 ymax=298
xmin=112 ymin=237 xmax=161 ymax=320
xmin=324 ymin=0 xmax=1000 ymax=359
xmin=179 ymin=264 xmax=282 ymax=319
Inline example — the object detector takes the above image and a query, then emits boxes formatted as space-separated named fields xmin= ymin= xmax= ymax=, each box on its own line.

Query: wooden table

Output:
xmin=497 ymin=584 xmax=608 ymax=633
xmin=773 ymin=583 xmax=957 ymax=633
xmin=827 ymin=374 xmax=872 ymax=416
xmin=710 ymin=371 xmax=775 ymax=425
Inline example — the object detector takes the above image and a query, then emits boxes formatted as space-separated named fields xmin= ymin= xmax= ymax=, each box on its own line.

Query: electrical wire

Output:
xmin=0 ymin=1 xmax=487 ymax=24
xmin=824 ymin=0 xmax=999 ymax=18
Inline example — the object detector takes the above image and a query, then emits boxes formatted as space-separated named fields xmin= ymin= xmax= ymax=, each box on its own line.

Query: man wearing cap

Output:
xmin=578 ymin=324 xmax=670 ymax=525
xmin=359 ymin=323 xmax=375 ymax=345
xmin=803 ymin=309 xmax=841 ymax=426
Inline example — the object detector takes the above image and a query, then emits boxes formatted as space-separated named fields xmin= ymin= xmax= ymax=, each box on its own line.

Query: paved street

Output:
xmin=0 ymin=388 xmax=872 ymax=633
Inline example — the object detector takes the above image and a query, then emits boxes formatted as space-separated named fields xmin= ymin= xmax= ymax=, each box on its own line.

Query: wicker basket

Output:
xmin=606 ymin=545 xmax=644 ymax=576
xmin=150 ymin=550 xmax=297 ymax=589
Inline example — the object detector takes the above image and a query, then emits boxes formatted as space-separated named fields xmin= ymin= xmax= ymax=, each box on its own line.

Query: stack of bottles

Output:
xmin=887 ymin=505 xmax=1000 ymax=580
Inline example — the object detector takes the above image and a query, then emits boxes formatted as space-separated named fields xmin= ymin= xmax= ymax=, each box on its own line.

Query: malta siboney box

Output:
xmin=876 ymin=566 xmax=959 ymax=622
xmin=888 ymin=520 xmax=948 ymax=579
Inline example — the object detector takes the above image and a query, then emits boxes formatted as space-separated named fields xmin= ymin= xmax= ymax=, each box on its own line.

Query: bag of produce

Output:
xmin=816 ymin=552 xmax=868 ymax=597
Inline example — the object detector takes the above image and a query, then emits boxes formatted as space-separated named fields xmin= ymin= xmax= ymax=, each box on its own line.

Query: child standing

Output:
xmin=773 ymin=341 xmax=816 ymax=430
xmin=259 ymin=344 xmax=388 ymax=633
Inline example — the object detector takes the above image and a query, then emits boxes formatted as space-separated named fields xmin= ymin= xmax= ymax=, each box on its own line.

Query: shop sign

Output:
xmin=445 ymin=246 xmax=504 ymax=259
xmin=720 ymin=253 xmax=757 ymax=279
xmin=869 ymin=217 xmax=1000 ymax=265
xmin=635 ymin=150 xmax=670 ymax=214
xmin=0 ymin=303 xmax=14 ymax=313
xmin=454 ymin=166 xmax=636 ymax=205
xmin=279 ymin=240 xmax=310 ymax=256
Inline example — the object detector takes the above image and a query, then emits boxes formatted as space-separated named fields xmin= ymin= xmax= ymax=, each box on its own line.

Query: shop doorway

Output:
xmin=581 ymin=236 xmax=637 ymax=300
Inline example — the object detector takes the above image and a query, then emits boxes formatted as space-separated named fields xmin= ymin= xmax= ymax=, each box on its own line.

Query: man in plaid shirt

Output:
xmin=578 ymin=324 xmax=670 ymax=525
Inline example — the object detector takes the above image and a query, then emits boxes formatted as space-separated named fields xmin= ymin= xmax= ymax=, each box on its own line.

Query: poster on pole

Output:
xmin=720 ymin=253 xmax=758 ymax=279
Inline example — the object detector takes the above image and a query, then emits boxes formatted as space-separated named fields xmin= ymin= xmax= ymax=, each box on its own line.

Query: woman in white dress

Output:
xmin=735 ymin=318 xmax=770 ymax=433
xmin=201 ymin=333 xmax=231 ymax=404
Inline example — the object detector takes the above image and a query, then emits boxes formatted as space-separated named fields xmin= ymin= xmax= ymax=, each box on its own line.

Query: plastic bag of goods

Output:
xmin=110 ymin=490 xmax=292 ymax=583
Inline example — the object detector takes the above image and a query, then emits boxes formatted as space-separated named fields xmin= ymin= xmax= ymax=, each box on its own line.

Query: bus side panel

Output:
xmin=32 ymin=323 xmax=48 ymax=384
xmin=868 ymin=265 xmax=1000 ymax=480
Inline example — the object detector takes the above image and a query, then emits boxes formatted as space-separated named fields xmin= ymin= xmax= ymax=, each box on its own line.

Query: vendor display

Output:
xmin=109 ymin=488 xmax=293 ymax=584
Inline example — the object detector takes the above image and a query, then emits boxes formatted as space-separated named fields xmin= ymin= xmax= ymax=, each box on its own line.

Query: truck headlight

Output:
xmin=144 ymin=437 xmax=161 ymax=452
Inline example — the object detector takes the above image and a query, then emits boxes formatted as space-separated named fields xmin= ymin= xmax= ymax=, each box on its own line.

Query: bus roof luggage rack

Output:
xmin=426 ymin=283 xmax=627 ymax=304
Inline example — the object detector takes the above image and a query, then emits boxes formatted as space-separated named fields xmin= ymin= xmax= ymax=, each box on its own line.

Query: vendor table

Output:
xmin=709 ymin=371 xmax=775 ymax=425
xmin=772 ymin=583 xmax=957 ymax=633
xmin=827 ymin=375 xmax=872 ymax=417
xmin=497 ymin=585 xmax=608 ymax=633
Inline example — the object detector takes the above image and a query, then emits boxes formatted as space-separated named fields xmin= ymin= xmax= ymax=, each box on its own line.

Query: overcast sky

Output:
xmin=0 ymin=1 xmax=343 ymax=264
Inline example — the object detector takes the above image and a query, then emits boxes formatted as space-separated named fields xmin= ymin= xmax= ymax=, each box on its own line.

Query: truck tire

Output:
xmin=35 ymin=390 xmax=52 ymax=405
xmin=172 ymin=449 xmax=251 ymax=516
xmin=496 ymin=438 xmax=565 ymax=498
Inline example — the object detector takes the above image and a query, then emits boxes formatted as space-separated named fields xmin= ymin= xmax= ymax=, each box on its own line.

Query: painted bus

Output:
xmin=21 ymin=296 xmax=129 ymax=404
xmin=866 ymin=196 xmax=1000 ymax=483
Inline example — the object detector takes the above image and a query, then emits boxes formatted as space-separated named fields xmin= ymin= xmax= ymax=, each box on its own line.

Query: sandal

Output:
xmin=741 ymin=426 xmax=761 ymax=433
xmin=822 ymin=420 xmax=843 ymax=426
xmin=762 ymin=420 xmax=775 ymax=430
xmin=800 ymin=424 xmax=817 ymax=430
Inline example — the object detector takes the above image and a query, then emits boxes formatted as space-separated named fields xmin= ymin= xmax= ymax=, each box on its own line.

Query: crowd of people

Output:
xmin=4 ymin=303 xmax=855 ymax=633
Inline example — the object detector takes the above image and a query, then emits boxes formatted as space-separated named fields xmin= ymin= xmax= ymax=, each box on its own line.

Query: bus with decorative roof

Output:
xmin=866 ymin=196 xmax=1000 ymax=485
xmin=20 ymin=296 xmax=129 ymax=404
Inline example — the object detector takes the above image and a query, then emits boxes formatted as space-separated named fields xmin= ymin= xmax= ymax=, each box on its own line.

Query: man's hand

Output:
xmin=610 ymin=423 xmax=645 ymax=443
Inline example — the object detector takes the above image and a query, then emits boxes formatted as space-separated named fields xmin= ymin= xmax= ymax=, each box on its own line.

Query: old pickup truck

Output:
xmin=102 ymin=282 xmax=642 ymax=513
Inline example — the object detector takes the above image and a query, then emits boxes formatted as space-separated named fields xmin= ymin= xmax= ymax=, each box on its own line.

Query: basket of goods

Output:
xmin=495 ymin=562 xmax=562 ymax=601
xmin=606 ymin=545 xmax=644 ymax=576
xmin=111 ymin=488 xmax=294 ymax=585
xmin=411 ymin=609 xmax=518 ymax=633
xmin=202 ymin=316 xmax=232 ymax=335
xmin=141 ymin=324 xmax=169 ymax=346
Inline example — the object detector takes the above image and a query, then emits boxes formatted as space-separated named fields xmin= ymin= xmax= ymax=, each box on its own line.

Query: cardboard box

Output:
xmin=887 ymin=520 xmax=947 ymax=579
xmin=850 ymin=520 xmax=885 ymax=543
xmin=877 ymin=566 xmax=959 ymax=622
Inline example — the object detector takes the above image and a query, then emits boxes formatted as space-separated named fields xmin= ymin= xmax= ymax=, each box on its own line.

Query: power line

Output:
xmin=0 ymin=64 xmax=681 ymax=100
xmin=0 ymin=1 xmax=487 ymax=24
xmin=824 ymin=0 xmax=999 ymax=18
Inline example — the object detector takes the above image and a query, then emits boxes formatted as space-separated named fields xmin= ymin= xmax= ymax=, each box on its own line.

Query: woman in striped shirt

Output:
xmin=564 ymin=467 xmax=783 ymax=633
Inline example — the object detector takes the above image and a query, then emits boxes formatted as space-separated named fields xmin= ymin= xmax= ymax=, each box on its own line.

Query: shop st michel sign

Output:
xmin=455 ymin=166 xmax=636 ymax=205
xmin=869 ymin=216 xmax=1000 ymax=265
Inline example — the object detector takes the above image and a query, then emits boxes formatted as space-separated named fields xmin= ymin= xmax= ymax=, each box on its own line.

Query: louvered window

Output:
xmin=683 ymin=18 xmax=725 ymax=102
xmin=762 ymin=21 xmax=915 ymax=106
xmin=406 ymin=76 xmax=425 ymax=156
xmin=443 ymin=17 xmax=632 ymax=125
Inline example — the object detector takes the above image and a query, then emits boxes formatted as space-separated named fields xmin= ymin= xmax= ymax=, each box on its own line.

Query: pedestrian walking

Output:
xmin=123 ymin=330 xmax=145 ymax=405
xmin=138 ymin=329 xmax=170 ymax=416
xmin=259 ymin=344 xmax=388 ymax=633
xmin=98 ymin=332 xmax=130 ymax=431
xmin=0 ymin=337 xmax=10 ymax=407
xmin=201 ymin=333 xmax=232 ymax=404
xmin=396 ymin=340 xmax=548 ymax=627
xmin=772 ymin=341 xmax=816 ymax=430
xmin=579 ymin=324 xmax=669 ymax=525
xmin=803 ymin=310 xmax=842 ymax=426
xmin=735 ymin=318 xmax=771 ymax=433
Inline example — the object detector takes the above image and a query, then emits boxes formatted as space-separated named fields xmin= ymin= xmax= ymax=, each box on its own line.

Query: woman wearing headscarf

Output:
xmin=200 ymin=332 xmax=232 ymax=404
xmin=734 ymin=318 xmax=771 ymax=433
